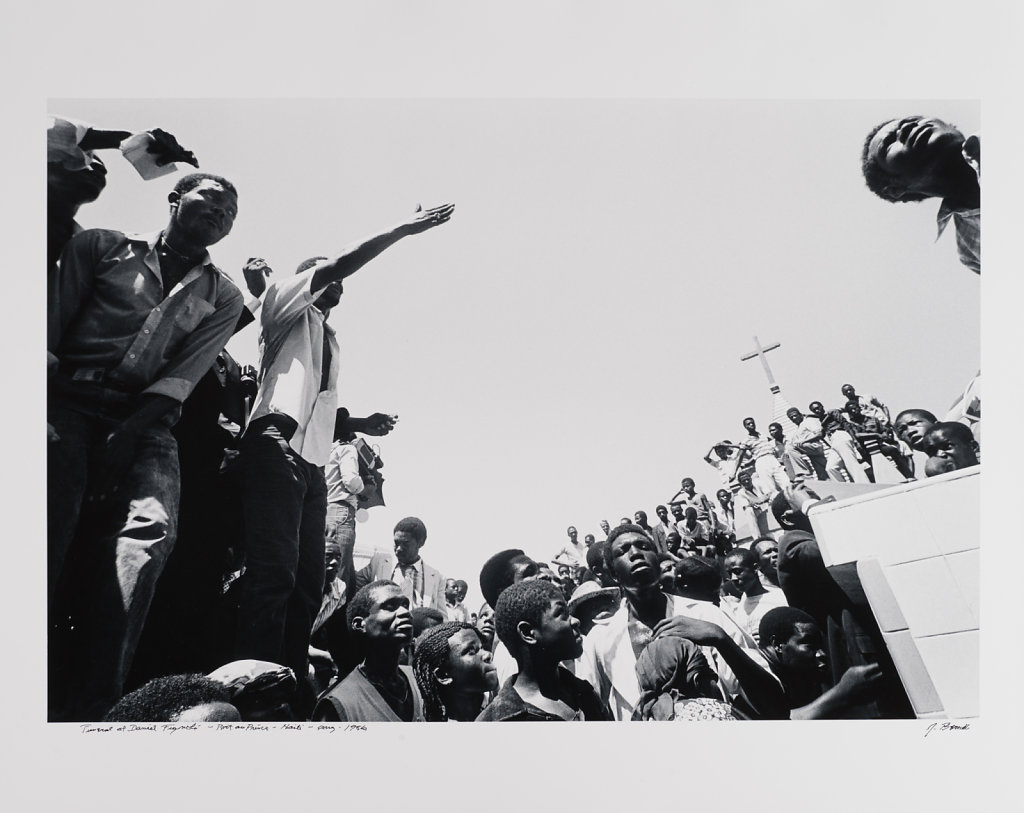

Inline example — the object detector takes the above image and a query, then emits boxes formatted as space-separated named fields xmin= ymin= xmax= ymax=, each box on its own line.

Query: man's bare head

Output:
xmin=862 ymin=116 xmax=966 ymax=203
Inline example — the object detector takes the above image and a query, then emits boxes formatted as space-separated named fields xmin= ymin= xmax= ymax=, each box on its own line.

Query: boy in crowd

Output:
xmin=586 ymin=540 xmax=617 ymax=589
xmin=669 ymin=477 xmax=715 ymax=523
xmin=704 ymin=441 xmax=742 ymax=487
xmin=413 ymin=622 xmax=498 ymax=722
xmin=479 ymin=548 xmax=542 ymax=685
xmin=721 ymin=549 xmax=789 ymax=644
xmin=678 ymin=507 xmax=714 ymax=557
xmin=476 ymin=580 xmax=611 ymax=721
xmin=737 ymin=469 xmax=772 ymax=538
xmin=892 ymin=408 xmax=937 ymax=452
xmin=922 ymin=422 xmax=980 ymax=472
xmin=314 ymin=581 xmax=424 ymax=722
xmin=444 ymin=578 xmax=470 ymax=623
xmin=651 ymin=504 xmax=674 ymax=553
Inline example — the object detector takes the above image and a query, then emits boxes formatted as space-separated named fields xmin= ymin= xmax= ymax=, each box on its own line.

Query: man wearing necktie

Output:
xmin=232 ymin=203 xmax=454 ymax=709
xmin=356 ymin=517 xmax=447 ymax=612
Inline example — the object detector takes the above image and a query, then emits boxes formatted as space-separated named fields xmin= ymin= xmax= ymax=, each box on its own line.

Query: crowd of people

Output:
xmin=47 ymin=109 xmax=979 ymax=724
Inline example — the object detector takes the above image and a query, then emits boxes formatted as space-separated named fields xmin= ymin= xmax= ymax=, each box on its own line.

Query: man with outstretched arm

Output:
xmin=233 ymin=203 xmax=453 ymax=715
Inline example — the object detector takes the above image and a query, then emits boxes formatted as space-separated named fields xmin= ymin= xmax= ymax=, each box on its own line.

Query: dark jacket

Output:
xmin=476 ymin=667 xmax=612 ymax=722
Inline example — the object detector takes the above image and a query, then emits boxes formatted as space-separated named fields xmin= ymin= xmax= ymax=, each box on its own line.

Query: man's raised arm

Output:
xmin=309 ymin=203 xmax=454 ymax=292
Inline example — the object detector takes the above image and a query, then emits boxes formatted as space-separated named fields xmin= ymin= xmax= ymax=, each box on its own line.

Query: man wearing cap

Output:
xmin=232 ymin=203 xmax=453 ymax=698
xmin=567 ymin=581 xmax=621 ymax=637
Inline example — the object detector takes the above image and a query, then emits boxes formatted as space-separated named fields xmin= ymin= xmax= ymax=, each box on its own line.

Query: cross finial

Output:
xmin=740 ymin=335 xmax=782 ymax=393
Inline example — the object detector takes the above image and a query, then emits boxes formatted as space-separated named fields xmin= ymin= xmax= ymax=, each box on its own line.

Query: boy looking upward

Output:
xmin=477 ymin=580 xmax=611 ymax=721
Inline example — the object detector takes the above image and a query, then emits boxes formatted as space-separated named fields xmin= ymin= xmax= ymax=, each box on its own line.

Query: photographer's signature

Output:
xmin=924 ymin=721 xmax=970 ymax=737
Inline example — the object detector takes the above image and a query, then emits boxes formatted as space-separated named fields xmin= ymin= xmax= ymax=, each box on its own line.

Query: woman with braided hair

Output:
xmin=412 ymin=622 xmax=498 ymax=722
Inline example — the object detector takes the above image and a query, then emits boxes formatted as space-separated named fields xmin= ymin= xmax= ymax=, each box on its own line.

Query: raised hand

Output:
xmin=242 ymin=257 xmax=273 ymax=298
xmin=403 ymin=203 xmax=455 ymax=235
xmin=147 ymin=128 xmax=200 ymax=168
xmin=360 ymin=413 xmax=398 ymax=436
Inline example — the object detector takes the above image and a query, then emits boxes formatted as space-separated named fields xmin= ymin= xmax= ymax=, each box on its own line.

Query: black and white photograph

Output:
xmin=9 ymin=2 xmax=1019 ymax=810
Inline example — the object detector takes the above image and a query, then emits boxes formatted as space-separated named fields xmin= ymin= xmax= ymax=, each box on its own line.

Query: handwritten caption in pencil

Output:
xmin=80 ymin=723 xmax=368 ymax=735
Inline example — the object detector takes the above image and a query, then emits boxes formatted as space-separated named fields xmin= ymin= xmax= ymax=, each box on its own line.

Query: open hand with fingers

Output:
xmin=403 ymin=203 xmax=454 ymax=235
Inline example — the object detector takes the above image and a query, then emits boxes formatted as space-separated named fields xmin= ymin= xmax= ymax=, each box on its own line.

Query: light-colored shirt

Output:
xmin=790 ymin=419 xmax=825 ymax=452
xmin=445 ymin=602 xmax=469 ymax=623
xmin=739 ymin=433 xmax=776 ymax=461
xmin=325 ymin=441 xmax=364 ymax=507
xmin=391 ymin=558 xmax=426 ymax=608
xmin=555 ymin=540 xmax=587 ymax=566
xmin=707 ymin=453 xmax=740 ymax=486
xmin=722 ymin=587 xmax=788 ymax=644
xmin=852 ymin=393 xmax=889 ymax=425
xmin=49 ymin=228 xmax=243 ymax=403
xmin=247 ymin=267 xmax=340 ymax=466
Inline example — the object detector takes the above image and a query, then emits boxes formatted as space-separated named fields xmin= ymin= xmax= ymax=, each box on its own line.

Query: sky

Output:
xmin=53 ymin=97 xmax=980 ymax=611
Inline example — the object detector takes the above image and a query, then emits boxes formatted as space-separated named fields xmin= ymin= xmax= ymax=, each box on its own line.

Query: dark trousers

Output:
xmin=127 ymin=423 xmax=239 ymax=688
xmin=48 ymin=402 xmax=179 ymax=721
xmin=234 ymin=421 xmax=326 ymax=681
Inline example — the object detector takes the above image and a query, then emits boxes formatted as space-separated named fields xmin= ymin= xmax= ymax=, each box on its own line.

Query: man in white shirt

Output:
xmin=785 ymin=407 xmax=829 ymax=481
xmin=233 ymin=203 xmax=453 ymax=693
xmin=721 ymin=549 xmax=788 ymax=644
xmin=444 ymin=579 xmax=470 ymax=623
xmin=555 ymin=526 xmax=587 ymax=567
xmin=733 ymin=417 xmax=792 ymax=494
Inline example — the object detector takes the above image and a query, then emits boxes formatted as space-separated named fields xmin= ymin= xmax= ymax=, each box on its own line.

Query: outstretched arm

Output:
xmin=790 ymin=664 xmax=884 ymax=719
xmin=309 ymin=203 xmax=454 ymax=292
xmin=347 ymin=413 xmax=399 ymax=437
xmin=79 ymin=127 xmax=199 ymax=167
xmin=653 ymin=616 xmax=789 ymax=719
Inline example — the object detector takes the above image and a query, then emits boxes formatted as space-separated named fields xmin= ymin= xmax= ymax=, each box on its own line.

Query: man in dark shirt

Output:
xmin=48 ymin=173 xmax=244 ymax=721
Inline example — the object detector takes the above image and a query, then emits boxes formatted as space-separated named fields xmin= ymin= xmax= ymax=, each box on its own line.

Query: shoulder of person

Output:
xmin=67 ymin=227 xmax=128 ymax=255
xmin=209 ymin=264 xmax=243 ymax=297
